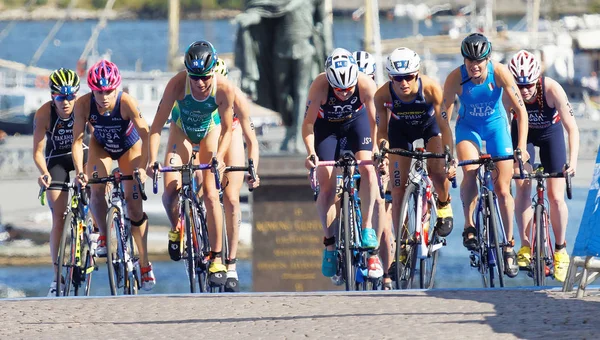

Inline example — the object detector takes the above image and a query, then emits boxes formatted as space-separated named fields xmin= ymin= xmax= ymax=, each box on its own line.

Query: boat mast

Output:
xmin=29 ymin=0 xmax=78 ymax=67
xmin=364 ymin=0 xmax=384 ymax=84
xmin=168 ymin=0 xmax=180 ymax=72
xmin=79 ymin=0 xmax=116 ymax=63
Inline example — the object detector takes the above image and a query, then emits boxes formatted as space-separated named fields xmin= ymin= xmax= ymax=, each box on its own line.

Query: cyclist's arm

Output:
xmin=234 ymin=86 xmax=260 ymax=170
xmin=216 ymin=74 xmax=235 ymax=161
xmin=121 ymin=93 xmax=150 ymax=169
xmin=374 ymin=83 xmax=390 ymax=148
xmin=359 ymin=72 xmax=379 ymax=154
xmin=302 ymin=74 xmax=326 ymax=157
xmin=149 ymin=73 xmax=181 ymax=166
xmin=32 ymin=103 xmax=51 ymax=176
xmin=72 ymin=95 xmax=89 ymax=175
xmin=546 ymin=77 xmax=579 ymax=171
xmin=495 ymin=62 xmax=528 ymax=151
xmin=442 ymin=68 xmax=461 ymax=122
xmin=426 ymin=76 xmax=454 ymax=156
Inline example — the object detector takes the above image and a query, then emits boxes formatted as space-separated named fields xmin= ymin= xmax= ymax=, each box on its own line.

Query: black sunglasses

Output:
xmin=188 ymin=72 xmax=213 ymax=81
xmin=392 ymin=74 xmax=417 ymax=82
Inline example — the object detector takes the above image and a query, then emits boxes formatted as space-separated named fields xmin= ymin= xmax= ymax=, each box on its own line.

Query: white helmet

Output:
xmin=352 ymin=51 xmax=376 ymax=76
xmin=325 ymin=48 xmax=359 ymax=89
xmin=386 ymin=47 xmax=420 ymax=76
xmin=508 ymin=50 xmax=541 ymax=85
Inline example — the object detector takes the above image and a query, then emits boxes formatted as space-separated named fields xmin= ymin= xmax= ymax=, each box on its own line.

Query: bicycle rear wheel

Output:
xmin=487 ymin=193 xmax=505 ymax=288
xmin=56 ymin=211 xmax=75 ymax=297
xmin=533 ymin=204 xmax=546 ymax=286
xmin=184 ymin=199 xmax=199 ymax=293
xmin=395 ymin=183 xmax=418 ymax=289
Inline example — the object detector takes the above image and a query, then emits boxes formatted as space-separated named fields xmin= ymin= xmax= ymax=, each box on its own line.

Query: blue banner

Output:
xmin=573 ymin=147 xmax=600 ymax=256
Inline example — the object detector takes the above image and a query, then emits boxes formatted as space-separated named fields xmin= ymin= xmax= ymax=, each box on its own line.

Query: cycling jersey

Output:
xmin=314 ymin=84 xmax=372 ymax=161
xmin=511 ymin=77 xmax=566 ymax=173
xmin=171 ymin=76 xmax=221 ymax=144
xmin=386 ymin=79 xmax=440 ymax=150
xmin=45 ymin=104 xmax=88 ymax=191
xmin=89 ymin=92 xmax=140 ymax=160
xmin=455 ymin=62 xmax=512 ymax=157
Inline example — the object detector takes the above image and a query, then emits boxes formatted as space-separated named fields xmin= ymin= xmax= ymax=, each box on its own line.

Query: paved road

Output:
xmin=1 ymin=289 xmax=599 ymax=339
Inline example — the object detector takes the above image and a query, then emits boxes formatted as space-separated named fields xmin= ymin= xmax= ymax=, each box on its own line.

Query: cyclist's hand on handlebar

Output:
xmin=514 ymin=147 xmax=530 ymax=163
xmin=38 ymin=173 xmax=51 ymax=188
xmin=246 ymin=173 xmax=260 ymax=189
xmin=447 ymin=159 xmax=457 ymax=180
xmin=75 ymin=172 xmax=88 ymax=187
xmin=305 ymin=154 xmax=318 ymax=170
xmin=564 ymin=163 xmax=576 ymax=177
xmin=136 ymin=167 xmax=148 ymax=184
xmin=146 ymin=163 xmax=158 ymax=179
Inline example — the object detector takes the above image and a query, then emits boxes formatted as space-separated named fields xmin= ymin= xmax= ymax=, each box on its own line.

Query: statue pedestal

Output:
xmin=252 ymin=155 xmax=341 ymax=292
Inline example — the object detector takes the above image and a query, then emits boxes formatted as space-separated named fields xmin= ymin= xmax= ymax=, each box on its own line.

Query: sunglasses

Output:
xmin=52 ymin=94 xmax=76 ymax=101
xmin=333 ymin=86 xmax=355 ymax=92
xmin=188 ymin=72 xmax=213 ymax=81
xmin=391 ymin=74 xmax=417 ymax=82
xmin=517 ymin=83 xmax=536 ymax=89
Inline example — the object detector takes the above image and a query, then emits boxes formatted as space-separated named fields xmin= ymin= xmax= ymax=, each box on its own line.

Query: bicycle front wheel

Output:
xmin=342 ymin=191 xmax=355 ymax=291
xmin=395 ymin=183 xmax=418 ymax=290
xmin=56 ymin=211 xmax=75 ymax=297
xmin=487 ymin=193 xmax=505 ymax=288
xmin=184 ymin=199 xmax=199 ymax=293
xmin=106 ymin=206 xmax=124 ymax=295
xmin=534 ymin=204 xmax=546 ymax=286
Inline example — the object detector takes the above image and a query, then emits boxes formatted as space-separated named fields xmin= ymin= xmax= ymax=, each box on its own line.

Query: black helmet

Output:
xmin=461 ymin=33 xmax=492 ymax=61
xmin=184 ymin=40 xmax=218 ymax=75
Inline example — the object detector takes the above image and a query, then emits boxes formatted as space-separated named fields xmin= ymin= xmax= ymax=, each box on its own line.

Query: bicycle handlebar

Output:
xmin=511 ymin=164 xmax=573 ymax=200
xmin=457 ymin=154 xmax=514 ymax=166
xmin=88 ymin=170 xmax=147 ymax=201
xmin=515 ymin=148 xmax=525 ymax=179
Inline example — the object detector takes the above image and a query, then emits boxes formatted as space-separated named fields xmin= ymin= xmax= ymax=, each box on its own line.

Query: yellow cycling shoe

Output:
xmin=208 ymin=261 xmax=228 ymax=287
xmin=553 ymin=250 xmax=570 ymax=283
xmin=436 ymin=198 xmax=453 ymax=237
xmin=517 ymin=246 xmax=531 ymax=268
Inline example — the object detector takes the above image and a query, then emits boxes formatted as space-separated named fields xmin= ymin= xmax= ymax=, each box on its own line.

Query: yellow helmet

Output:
xmin=49 ymin=68 xmax=80 ymax=94
xmin=213 ymin=58 xmax=229 ymax=77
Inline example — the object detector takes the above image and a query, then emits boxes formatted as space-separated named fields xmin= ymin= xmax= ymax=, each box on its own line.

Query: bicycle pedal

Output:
xmin=469 ymin=254 xmax=478 ymax=268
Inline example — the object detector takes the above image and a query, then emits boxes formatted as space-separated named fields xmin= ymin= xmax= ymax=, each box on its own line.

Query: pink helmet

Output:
xmin=508 ymin=50 xmax=541 ymax=85
xmin=87 ymin=59 xmax=122 ymax=91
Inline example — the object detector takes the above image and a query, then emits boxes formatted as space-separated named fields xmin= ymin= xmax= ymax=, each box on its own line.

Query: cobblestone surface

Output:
xmin=1 ymin=289 xmax=600 ymax=339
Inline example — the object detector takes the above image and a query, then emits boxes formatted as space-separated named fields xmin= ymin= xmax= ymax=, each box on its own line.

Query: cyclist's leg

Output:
xmin=46 ymin=160 xmax=70 ymax=282
xmin=346 ymin=113 xmax=377 ymax=248
xmin=162 ymin=124 xmax=192 ymax=229
xmin=86 ymin=136 xmax=112 ymax=253
xmin=486 ymin=119 xmax=518 ymax=276
xmin=388 ymin=154 xmax=412 ymax=239
xmin=455 ymin=120 xmax=481 ymax=248
xmin=198 ymin=124 xmax=228 ymax=284
xmin=117 ymin=140 xmax=148 ymax=262
xmin=540 ymin=130 xmax=569 ymax=280
xmin=380 ymin=183 xmax=394 ymax=287
xmin=223 ymin=126 xmax=245 ymax=272
xmin=314 ymin=120 xmax=338 ymax=277
xmin=425 ymin=133 xmax=454 ymax=237
xmin=513 ymin=141 xmax=535 ymax=266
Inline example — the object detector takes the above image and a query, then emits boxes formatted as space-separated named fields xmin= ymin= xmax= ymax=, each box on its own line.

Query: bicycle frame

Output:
xmin=512 ymin=165 xmax=572 ymax=285
xmin=88 ymin=170 xmax=146 ymax=295
xmin=460 ymin=154 xmax=515 ymax=288
xmin=310 ymin=153 xmax=378 ymax=291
